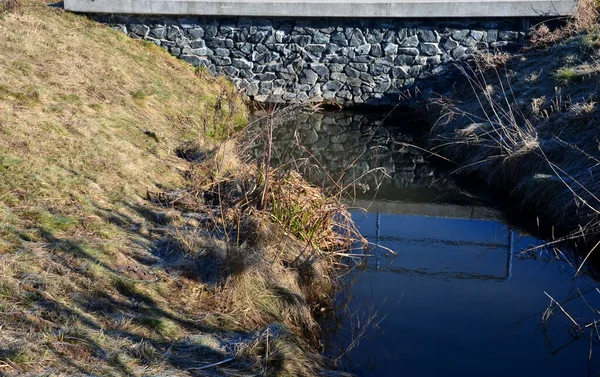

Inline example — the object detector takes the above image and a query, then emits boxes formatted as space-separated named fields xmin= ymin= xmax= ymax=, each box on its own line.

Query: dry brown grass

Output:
xmin=530 ymin=0 xmax=599 ymax=48
xmin=0 ymin=0 xmax=21 ymax=13
xmin=0 ymin=1 xmax=315 ymax=375
xmin=474 ymin=50 xmax=512 ymax=71
xmin=0 ymin=2 xmax=354 ymax=376
xmin=149 ymin=139 xmax=362 ymax=338
xmin=0 ymin=1 xmax=244 ymax=246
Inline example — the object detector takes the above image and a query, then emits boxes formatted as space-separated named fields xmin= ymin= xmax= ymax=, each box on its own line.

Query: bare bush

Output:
xmin=530 ymin=0 xmax=599 ymax=48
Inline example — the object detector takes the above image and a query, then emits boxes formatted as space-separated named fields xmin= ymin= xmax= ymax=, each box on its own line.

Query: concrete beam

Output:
xmin=64 ymin=0 xmax=578 ymax=18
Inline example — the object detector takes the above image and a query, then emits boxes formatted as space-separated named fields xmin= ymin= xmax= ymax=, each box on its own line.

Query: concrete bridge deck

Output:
xmin=65 ymin=0 xmax=577 ymax=18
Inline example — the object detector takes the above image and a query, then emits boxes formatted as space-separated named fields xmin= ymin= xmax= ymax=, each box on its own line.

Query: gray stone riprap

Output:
xmin=97 ymin=16 xmax=528 ymax=106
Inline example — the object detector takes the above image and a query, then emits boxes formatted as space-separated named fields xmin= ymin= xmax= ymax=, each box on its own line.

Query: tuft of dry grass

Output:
xmin=149 ymin=139 xmax=363 ymax=339
xmin=529 ymin=0 xmax=599 ymax=48
xmin=474 ymin=50 xmax=512 ymax=71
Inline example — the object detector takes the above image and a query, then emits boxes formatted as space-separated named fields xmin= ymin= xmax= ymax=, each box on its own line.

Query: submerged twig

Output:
xmin=544 ymin=291 xmax=582 ymax=331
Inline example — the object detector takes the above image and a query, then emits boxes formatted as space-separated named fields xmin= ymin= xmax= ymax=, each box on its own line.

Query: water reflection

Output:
xmin=251 ymin=109 xmax=434 ymax=197
xmin=360 ymin=213 xmax=514 ymax=282
xmin=334 ymin=209 xmax=600 ymax=377
xmin=254 ymin=109 xmax=600 ymax=376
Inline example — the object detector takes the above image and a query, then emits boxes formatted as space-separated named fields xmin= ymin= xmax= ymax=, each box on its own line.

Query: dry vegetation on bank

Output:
xmin=429 ymin=0 xmax=600 ymax=242
xmin=0 ymin=1 xmax=355 ymax=376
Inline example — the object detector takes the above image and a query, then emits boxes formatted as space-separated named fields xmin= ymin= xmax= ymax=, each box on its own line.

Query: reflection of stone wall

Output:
xmin=97 ymin=15 xmax=526 ymax=106
xmin=251 ymin=111 xmax=435 ymax=195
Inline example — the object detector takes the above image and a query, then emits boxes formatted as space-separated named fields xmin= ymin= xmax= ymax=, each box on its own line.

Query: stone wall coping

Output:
xmin=64 ymin=0 xmax=577 ymax=18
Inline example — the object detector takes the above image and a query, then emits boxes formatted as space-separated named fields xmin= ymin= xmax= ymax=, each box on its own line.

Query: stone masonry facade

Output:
xmin=96 ymin=16 xmax=529 ymax=106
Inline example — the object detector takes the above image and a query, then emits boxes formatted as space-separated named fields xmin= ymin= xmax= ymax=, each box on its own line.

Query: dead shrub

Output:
xmin=475 ymin=50 xmax=512 ymax=71
xmin=530 ymin=0 xmax=599 ymax=48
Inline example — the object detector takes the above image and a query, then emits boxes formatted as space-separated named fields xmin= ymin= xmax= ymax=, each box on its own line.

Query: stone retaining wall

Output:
xmin=97 ymin=16 xmax=529 ymax=106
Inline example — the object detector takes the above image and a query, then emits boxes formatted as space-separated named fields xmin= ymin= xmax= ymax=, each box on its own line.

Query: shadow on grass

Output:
xmin=0 ymin=198 xmax=282 ymax=375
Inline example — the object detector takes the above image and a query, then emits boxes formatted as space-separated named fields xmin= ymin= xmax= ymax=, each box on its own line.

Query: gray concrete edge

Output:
xmin=64 ymin=0 xmax=578 ymax=18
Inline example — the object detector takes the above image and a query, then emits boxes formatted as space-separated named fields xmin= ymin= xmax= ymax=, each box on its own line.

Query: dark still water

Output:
xmin=254 ymin=109 xmax=600 ymax=376
xmin=338 ymin=202 xmax=600 ymax=377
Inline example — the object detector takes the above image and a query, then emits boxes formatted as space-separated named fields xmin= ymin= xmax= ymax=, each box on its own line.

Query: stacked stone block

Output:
xmin=100 ymin=16 xmax=527 ymax=106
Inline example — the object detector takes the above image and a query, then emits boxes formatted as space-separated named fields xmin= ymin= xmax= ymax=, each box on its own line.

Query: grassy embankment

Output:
xmin=0 ymin=1 xmax=356 ymax=375
xmin=429 ymin=0 xmax=600 ymax=251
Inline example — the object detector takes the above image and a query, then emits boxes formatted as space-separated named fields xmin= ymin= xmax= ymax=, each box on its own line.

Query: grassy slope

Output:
xmin=0 ymin=2 xmax=264 ymax=375
xmin=0 ymin=3 xmax=352 ymax=376
xmin=429 ymin=21 xmax=600 ymax=238
xmin=0 ymin=2 xmax=245 ymax=251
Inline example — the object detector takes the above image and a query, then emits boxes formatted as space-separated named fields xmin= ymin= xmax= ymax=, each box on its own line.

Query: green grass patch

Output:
xmin=57 ymin=93 xmax=83 ymax=105
xmin=0 ymin=346 xmax=33 ymax=365
xmin=0 ymin=281 xmax=18 ymax=298
xmin=134 ymin=316 xmax=179 ymax=337
xmin=112 ymin=276 xmax=139 ymax=298
xmin=581 ymin=30 xmax=600 ymax=49
xmin=36 ymin=212 xmax=79 ymax=233
xmin=554 ymin=67 xmax=582 ymax=85
xmin=130 ymin=87 xmax=154 ymax=100
xmin=0 ymin=155 xmax=24 ymax=172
